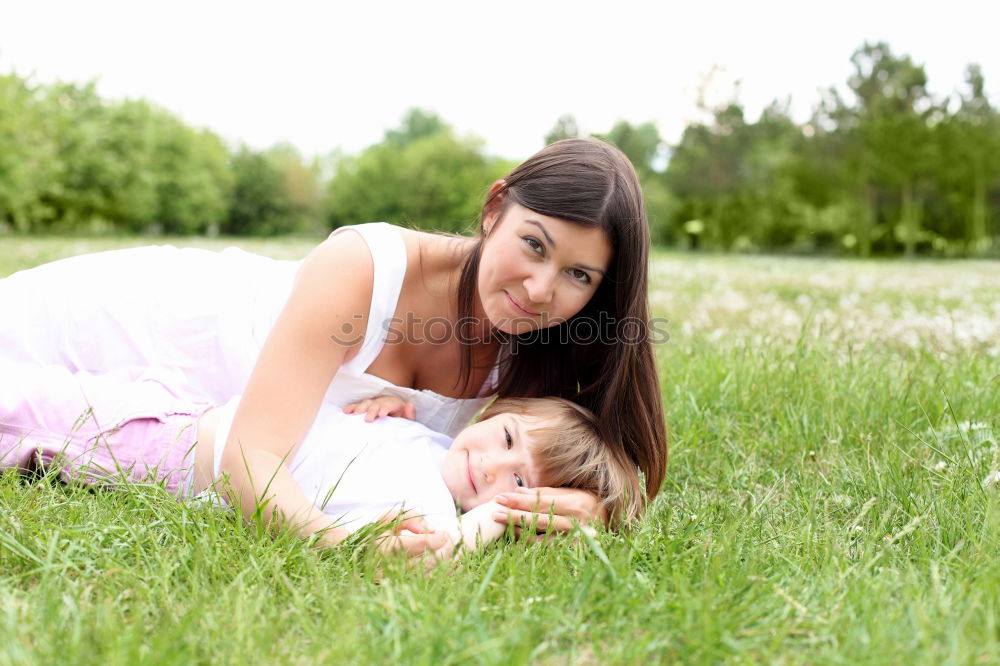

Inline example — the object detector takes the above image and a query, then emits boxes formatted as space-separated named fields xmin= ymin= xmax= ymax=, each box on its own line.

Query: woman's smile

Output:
xmin=504 ymin=290 xmax=539 ymax=317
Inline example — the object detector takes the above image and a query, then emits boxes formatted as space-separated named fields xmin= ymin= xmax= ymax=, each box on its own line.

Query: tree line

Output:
xmin=1 ymin=41 xmax=998 ymax=256
xmin=612 ymin=42 xmax=999 ymax=257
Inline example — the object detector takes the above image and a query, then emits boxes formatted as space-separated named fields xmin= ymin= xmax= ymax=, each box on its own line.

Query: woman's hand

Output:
xmin=491 ymin=487 xmax=607 ymax=535
xmin=343 ymin=395 xmax=416 ymax=422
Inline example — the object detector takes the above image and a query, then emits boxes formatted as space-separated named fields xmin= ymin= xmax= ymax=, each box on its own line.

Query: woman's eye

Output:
xmin=569 ymin=268 xmax=592 ymax=285
xmin=523 ymin=237 xmax=543 ymax=254
xmin=514 ymin=474 xmax=525 ymax=487
xmin=504 ymin=427 xmax=512 ymax=449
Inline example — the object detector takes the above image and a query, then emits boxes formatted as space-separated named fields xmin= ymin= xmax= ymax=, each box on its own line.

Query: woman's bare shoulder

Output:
xmin=289 ymin=231 xmax=376 ymax=327
xmin=398 ymin=227 xmax=474 ymax=281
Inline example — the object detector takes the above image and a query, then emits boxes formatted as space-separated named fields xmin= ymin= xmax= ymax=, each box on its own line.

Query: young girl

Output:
xmin=0 ymin=138 xmax=666 ymax=556
xmin=0 ymin=361 xmax=639 ymax=557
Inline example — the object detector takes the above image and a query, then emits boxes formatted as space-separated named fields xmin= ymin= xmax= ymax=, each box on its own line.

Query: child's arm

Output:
xmin=343 ymin=395 xmax=416 ymax=422
xmin=429 ymin=500 xmax=507 ymax=560
xmin=457 ymin=500 xmax=508 ymax=550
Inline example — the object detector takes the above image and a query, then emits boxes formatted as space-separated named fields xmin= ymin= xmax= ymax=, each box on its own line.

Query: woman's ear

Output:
xmin=482 ymin=179 xmax=507 ymax=234
xmin=486 ymin=179 xmax=506 ymax=199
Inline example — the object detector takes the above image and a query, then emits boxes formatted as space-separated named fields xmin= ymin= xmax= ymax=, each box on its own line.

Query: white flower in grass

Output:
xmin=780 ymin=309 xmax=802 ymax=330
xmin=982 ymin=471 xmax=1000 ymax=488
xmin=932 ymin=461 xmax=947 ymax=472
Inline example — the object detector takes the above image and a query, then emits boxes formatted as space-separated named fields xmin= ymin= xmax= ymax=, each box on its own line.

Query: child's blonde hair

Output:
xmin=479 ymin=397 xmax=645 ymax=526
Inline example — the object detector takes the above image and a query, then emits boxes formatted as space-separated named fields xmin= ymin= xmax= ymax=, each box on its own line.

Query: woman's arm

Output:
xmin=491 ymin=487 xmax=606 ymax=533
xmin=218 ymin=232 xmax=439 ymax=555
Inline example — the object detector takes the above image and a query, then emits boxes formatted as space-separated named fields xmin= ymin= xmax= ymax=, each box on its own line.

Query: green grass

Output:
xmin=2 ymin=237 xmax=999 ymax=664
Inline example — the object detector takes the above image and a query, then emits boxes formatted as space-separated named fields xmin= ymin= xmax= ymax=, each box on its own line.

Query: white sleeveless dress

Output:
xmin=0 ymin=223 xmax=492 ymax=437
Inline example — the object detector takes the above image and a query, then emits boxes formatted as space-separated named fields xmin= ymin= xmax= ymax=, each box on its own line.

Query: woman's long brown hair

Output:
xmin=456 ymin=138 xmax=668 ymax=500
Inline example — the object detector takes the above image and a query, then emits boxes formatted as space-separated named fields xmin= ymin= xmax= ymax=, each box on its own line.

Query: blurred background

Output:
xmin=1 ymin=0 xmax=997 ymax=256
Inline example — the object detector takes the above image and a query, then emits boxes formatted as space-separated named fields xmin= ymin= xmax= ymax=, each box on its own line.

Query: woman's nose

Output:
xmin=524 ymin=269 xmax=556 ymax=305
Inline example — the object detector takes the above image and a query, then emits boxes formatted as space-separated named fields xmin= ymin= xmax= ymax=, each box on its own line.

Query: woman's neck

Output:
xmin=414 ymin=231 xmax=500 ymax=376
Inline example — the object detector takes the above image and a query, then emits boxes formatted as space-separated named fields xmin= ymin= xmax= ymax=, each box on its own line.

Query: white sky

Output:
xmin=1 ymin=0 xmax=997 ymax=161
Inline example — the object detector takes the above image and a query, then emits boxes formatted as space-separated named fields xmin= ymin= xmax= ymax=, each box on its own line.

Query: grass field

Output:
xmin=2 ymin=237 xmax=999 ymax=665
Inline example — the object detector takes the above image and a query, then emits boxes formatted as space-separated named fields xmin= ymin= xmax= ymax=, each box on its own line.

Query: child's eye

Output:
xmin=514 ymin=474 xmax=525 ymax=487
xmin=568 ymin=268 xmax=592 ymax=285
xmin=523 ymin=237 xmax=543 ymax=254
xmin=504 ymin=427 xmax=513 ymax=449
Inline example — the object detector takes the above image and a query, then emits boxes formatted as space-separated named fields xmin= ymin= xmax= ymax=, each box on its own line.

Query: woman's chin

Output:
xmin=491 ymin=320 xmax=538 ymax=336
xmin=482 ymin=307 xmax=538 ymax=336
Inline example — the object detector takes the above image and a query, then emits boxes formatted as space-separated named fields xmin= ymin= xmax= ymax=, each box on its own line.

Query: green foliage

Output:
xmin=658 ymin=41 xmax=1000 ymax=256
xmin=594 ymin=120 xmax=680 ymax=245
xmin=383 ymin=107 xmax=449 ymax=148
xmin=662 ymin=102 xmax=805 ymax=251
xmin=327 ymin=111 xmax=513 ymax=233
xmin=0 ymin=74 xmax=319 ymax=236
xmin=0 ymin=74 xmax=60 ymax=231
xmin=0 ymin=78 xmax=232 ymax=234
xmin=544 ymin=114 xmax=580 ymax=145
xmin=597 ymin=120 xmax=663 ymax=178
xmin=224 ymin=147 xmax=289 ymax=235
xmin=147 ymin=111 xmax=233 ymax=235
xmin=224 ymin=144 xmax=323 ymax=236
xmin=4 ymin=41 xmax=1000 ymax=252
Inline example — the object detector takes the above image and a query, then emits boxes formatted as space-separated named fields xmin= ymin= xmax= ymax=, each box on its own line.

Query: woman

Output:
xmin=0 ymin=138 xmax=667 ymax=554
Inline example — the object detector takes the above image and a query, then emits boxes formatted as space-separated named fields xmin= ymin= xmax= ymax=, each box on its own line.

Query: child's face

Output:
xmin=442 ymin=412 xmax=544 ymax=511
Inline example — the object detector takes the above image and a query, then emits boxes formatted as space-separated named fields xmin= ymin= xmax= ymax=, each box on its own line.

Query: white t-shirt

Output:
xmin=210 ymin=396 xmax=460 ymax=534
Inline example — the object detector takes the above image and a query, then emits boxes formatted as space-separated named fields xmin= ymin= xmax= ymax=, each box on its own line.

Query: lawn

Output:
xmin=2 ymin=237 xmax=999 ymax=664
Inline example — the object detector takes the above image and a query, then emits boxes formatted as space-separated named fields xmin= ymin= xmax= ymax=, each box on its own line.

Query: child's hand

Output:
xmin=343 ymin=395 xmax=416 ymax=422
xmin=429 ymin=533 xmax=458 ymax=562
xmin=372 ymin=510 xmax=447 ymax=557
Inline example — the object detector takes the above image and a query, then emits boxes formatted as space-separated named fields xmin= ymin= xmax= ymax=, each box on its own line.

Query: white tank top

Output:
xmin=248 ymin=222 xmax=494 ymax=437
xmin=317 ymin=222 xmax=494 ymax=436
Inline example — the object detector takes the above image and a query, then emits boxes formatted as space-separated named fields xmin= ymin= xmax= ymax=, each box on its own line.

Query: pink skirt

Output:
xmin=0 ymin=362 xmax=209 ymax=496
xmin=0 ymin=245 xmax=300 ymax=495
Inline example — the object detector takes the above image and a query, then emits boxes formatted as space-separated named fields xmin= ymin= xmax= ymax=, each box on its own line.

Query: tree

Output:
xmin=224 ymin=143 xmax=324 ymax=236
xmin=40 ymin=82 xmax=119 ymax=231
xmin=938 ymin=64 xmax=1000 ymax=255
xmin=224 ymin=146 xmax=291 ymax=235
xmin=383 ymin=108 xmax=448 ymax=148
xmin=0 ymin=74 xmax=59 ymax=231
xmin=266 ymin=143 xmax=325 ymax=233
xmin=665 ymin=100 xmax=803 ymax=251
xmin=545 ymin=114 xmax=580 ymax=145
xmin=844 ymin=42 xmax=938 ymax=256
xmin=327 ymin=110 xmax=512 ymax=232
xmin=149 ymin=114 xmax=233 ymax=234
xmin=596 ymin=120 xmax=663 ymax=177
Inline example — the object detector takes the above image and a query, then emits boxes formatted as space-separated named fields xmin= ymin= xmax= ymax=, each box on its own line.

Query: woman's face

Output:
xmin=477 ymin=203 xmax=613 ymax=335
